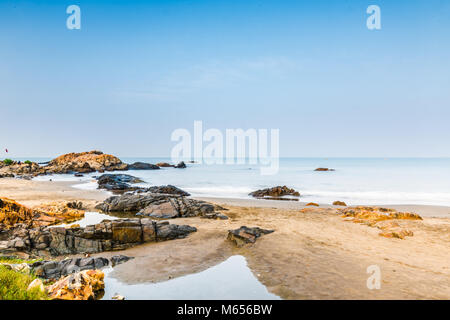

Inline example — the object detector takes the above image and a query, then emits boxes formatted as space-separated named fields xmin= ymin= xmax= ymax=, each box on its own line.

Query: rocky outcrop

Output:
xmin=332 ymin=201 xmax=347 ymax=206
xmin=305 ymin=202 xmax=319 ymax=207
xmin=128 ymin=162 xmax=160 ymax=170
xmin=340 ymin=206 xmax=422 ymax=240
xmin=96 ymin=174 xmax=144 ymax=191
xmin=0 ymin=198 xmax=35 ymax=228
xmin=314 ymin=168 xmax=335 ymax=171
xmin=249 ymin=186 xmax=300 ymax=199
xmin=45 ymin=151 xmax=128 ymax=174
xmin=141 ymin=185 xmax=190 ymax=196
xmin=31 ymin=255 xmax=133 ymax=280
xmin=227 ymin=226 xmax=274 ymax=247
xmin=0 ymin=151 xmax=128 ymax=177
xmin=0 ymin=218 xmax=197 ymax=256
xmin=46 ymin=269 xmax=105 ymax=300
xmin=96 ymin=192 xmax=221 ymax=219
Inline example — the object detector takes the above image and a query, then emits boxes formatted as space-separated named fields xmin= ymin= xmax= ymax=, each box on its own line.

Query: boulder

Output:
xmin=96 ymin=174 xmax=144 ymax=191
xmin=128 ymin=162 xmax=160 ymax=170
xmin=227 ymin=226 xmax=274 ymax=247
xmin=31 ymin=255 xmax=132 ymax=279
xmin=155 ymin=162 xmax=174 ymax=168
xmin=332 ymin=201 xmax=347 ymax=206
xmin=305 ymin=202 xmax=319 ymax=207
xmin=27 ymin=279 xmax=46 ymax=293
xmin=174 ymin=161 xmax=187 ymax=168
xmin=249 ymin=186 xmax=300 ymax=199
xmin=46 ymin=270 xmax=105 ymax=300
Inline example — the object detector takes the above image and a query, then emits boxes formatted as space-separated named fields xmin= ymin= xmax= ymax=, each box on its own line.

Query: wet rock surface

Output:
xmin=140 ymin=185 xmax=190 ymax=196
xmin=31 ymin=255 xmax=133 ymax=279
xmin=96 ymin=174 xmax=144 ymax=191
xmin=227 ymin=226 xmax=274 ymax=247
xmin=0 ymin=218 xmax=197 ymax=256
xmin=249 ymin=186 xmax=300 ymax=199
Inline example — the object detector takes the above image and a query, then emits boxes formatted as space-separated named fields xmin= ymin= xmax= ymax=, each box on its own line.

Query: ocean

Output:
xmin=27 ymin=157 xmax=450 ymax=206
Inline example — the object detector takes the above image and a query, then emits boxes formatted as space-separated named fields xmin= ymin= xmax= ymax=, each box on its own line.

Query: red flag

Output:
xmin=5 ymin=149 xmax=8 ymax=153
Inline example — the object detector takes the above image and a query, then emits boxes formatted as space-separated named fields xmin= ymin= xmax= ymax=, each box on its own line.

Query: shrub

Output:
xmin=2 ymin=159 xmax=13 ymax=165
xmin=0 ymin=265 xmax=48 ymax=300
xmin=24 ymin=160 xmax=32 ymax=165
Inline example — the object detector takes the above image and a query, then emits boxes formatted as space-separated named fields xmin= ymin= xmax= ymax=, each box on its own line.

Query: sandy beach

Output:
xmin=1 ymin=178 xmax=450 ymax=299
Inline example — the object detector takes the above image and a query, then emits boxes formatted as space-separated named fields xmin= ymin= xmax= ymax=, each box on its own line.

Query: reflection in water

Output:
xmin=102 ymin=255 xmax=280 ymax=300
xmin=49 ymin=211 xmax=119 ymax=228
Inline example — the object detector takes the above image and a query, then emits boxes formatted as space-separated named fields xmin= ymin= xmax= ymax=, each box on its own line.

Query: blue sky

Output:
xmin=1 ymin=0 xmax=449 ymax=158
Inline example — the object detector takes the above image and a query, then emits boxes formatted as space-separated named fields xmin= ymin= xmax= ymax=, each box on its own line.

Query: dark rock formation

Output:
xmin=314 ymin=168 xmax=335 ymax=171
xmin=0 ymin=218 xmax=196 ymax=256
xmin=96 ymin=174 xmax=144 ymax=191
xmin=128 ymin=162 xmax=160 ymax=170
xmin=96 ymin=192 xmax=222 ymax=219
xmin=30 ymin=255 xmax=133 ymax=279
xmin=249 ymin=186 xmax=300 ymax=199
xmin=143 ymin=185 xmax=190 ymax=196
xmin=227 ymin=226 xmax=274 ymax=247
xmin=174 ymin=161 xmax=186 ymax=168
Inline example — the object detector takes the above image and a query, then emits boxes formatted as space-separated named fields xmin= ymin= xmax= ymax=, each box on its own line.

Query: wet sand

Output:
xmin=1 ymin=178 xmax=450 ymax=299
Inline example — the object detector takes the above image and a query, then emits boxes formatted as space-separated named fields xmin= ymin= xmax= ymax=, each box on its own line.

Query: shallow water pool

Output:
xmin=101 ymin=255 xmax=280 ymax=300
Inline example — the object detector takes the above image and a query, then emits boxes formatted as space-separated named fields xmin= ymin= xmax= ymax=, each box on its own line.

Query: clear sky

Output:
xmin=1 ymin=0 xmax=449 ymax=158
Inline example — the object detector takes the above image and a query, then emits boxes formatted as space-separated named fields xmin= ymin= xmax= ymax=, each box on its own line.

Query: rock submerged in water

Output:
xmin=128 ymin=162 xmax=160 ymax=170
xmin=0 ymin=218 xmax=197 ymax=256
xmin=46 ymin=269 xmax=105 ymax=300
xmin=249 ymin=186 xmax=300 ymax=199
xmin=314 ymin=168 xmax=335 ymax=171
xmin=227 ymin=226 xmax=274 ymax=247
xmin=96 ymin=174 xmax=144 ymax=192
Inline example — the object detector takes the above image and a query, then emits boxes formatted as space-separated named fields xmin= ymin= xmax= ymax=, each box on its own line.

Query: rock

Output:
xmin=112 ymin=294 xmax=125 ymax=300
xmin=74 ymin=173 xmax=84 ymax=177
xmin=1 ymin=218 xmax=197 ymax=256
xmin=339 ymin=206 xmax=422 ymax=240
xmin=96 ymin=174 xmax=144 ymax=191
xmin=46 ymin=270 xmax=105 ymax=300
xmin=174 ymin=161 xmax=186 ymax=168
xmin=33 ymin=201 xmax=85 ymax=225
xmin=110 ymin=255 xmax=133 ymax=267
xmin=305 ymin=202 xmax=319 ymax=207
xmin=137 ymin=196 xmax=217 ymax=219
xmin=0 ymin=198 xmax=35 ymax=229
xmin=201 ymin=213 xmax=229 ymax=220
xmin=44 ymin=151 xmax=128 ymax=174
xmin=0 ymin=173 xmax=14 ymax=178
xmin=27 ymin=279 xmax=46 ymax=293
xmin=155 ymin=162 xmax=174 ymax=168
xmin=128 ymin=162 xmax=160 ymax=170
xmin=333 ymin=201 xmax=347 ymax=206
xmin=249 ymin=186 xmax=300 ymax=199
xmin=227 ymin=226 xmax=274 ymax=247
xmin=67 ymin=201 xmax=83 ymax=210
xmin=314 ymin=168 xmax=335 ymax=171
xmin=31 ymin=257 xmax=109 ymax=279
xmin=143 ymin=185 xmax=190 ymax=196
xmin=0 ymin=262 xmax=31 ymax=274
xmin=340 ymin=206 xmax=422 ymax=221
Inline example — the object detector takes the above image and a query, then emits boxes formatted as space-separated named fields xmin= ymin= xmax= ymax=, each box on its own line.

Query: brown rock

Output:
xmin=155 ymin=162 xmax=174 ymax=168
xmin=227 ymin=226 xmax=274 ymax=247
xmin=333 ymin=201 xmax=347 ymax=206
xmin=314 ymin=168 xmax=335 ymax=171
xmin=249 ymin=186 xmax=300 ymax=199
xmin=305 ymin=202 xmax=319 ymax=207
xmin=46 ymin=270 xmax=104 ymax=300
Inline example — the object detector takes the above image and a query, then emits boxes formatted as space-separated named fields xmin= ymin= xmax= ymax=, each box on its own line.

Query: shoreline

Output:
xmin=1 ymin=177 xmax=450 ymax=299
